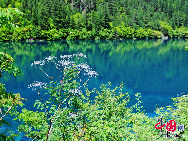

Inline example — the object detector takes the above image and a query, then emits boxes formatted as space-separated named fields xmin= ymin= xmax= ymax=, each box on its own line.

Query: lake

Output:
xmin=1 ymin=39 xmax=188 ymax=115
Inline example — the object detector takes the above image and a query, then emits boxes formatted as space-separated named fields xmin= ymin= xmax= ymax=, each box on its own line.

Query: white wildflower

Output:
xmin=28 ymin=81 xmax=47 ymax=91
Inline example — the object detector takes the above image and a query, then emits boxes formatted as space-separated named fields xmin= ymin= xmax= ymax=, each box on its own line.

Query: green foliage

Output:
xmin=146 ymin=28 xmax=155 ymax=39
xmin=173 ymin=26 xmax=188 ymax=38
xmin=76 ymin=88 xmax=163 ymax=140
xmin=159 ymin=21 xmax=174 ymax=38
xmin=0 ymin=52 xmax=21 ymax=77
xmin=12 ymin=26 xmax=29 ymax=41
xmin=66 ymin=29 xmax=79 ymax=40
xmin=115 ymin=25 xmax=162 ymax=39
xmin=121 ymin=26 xmax=135 ymax=39
xmin=0 ymin=25 xmax=14 ymax=41
xmin=99 ymin=28 xmax=112 ymax=40
xmin=5 ymin=52 xmax=186 ymax=141
xmin=15 ymin=109 xmax=48 ymax=139
xmin=41 ymin=28 xmax=60 ymax=41
xmin=155 ymin=94 xmax=188 ymax=140
xmin=72 ymin=12 xmax=85 ymax=29
xmin=0 ymin=0 xmax=188 ymax=41
xmin=0 ymin=52 xmax=25 ymax=140
xmin=153 ymin=31 xmax=163 ymax=39
xmin=78 ymin=28 xmax=92 ymax=40
xmin=0 ymin=7 xmax=24 ymax=29
xmin=115 ymin=23 xmax=135 ymax=39
xmin=59 ymin=28 xmax=68 ymax=39
xmin=135 ymin=27 xmax=148 ymax=39
xmin=145 ymin=29 xmax=163 ymax=39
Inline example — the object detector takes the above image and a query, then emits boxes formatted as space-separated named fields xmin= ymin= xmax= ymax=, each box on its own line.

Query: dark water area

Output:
xmin=1 ymin=39 xmax=188 ymax=115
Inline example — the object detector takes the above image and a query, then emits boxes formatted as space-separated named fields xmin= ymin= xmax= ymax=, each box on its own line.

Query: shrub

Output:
xmin=159 ymin=21 xmax=173 ymax=38
xmin=99 ymin=28 xmax=111 ymax=39
xmin=66 ymin=29 xmax=79 ymax=40
xmin=0 ymin=25 xmax=14 ymax=41
xmin=12 ymin=27 xmax=24 ymax=41
xmin=135 ymin=27 xmax=147 ymax=39
xmin=72 ymin=12 xmax=85 ymax=29
xmin=183 ymin=31 xmax=188 ymax=38
xmin=91 ymin=28 xmax=97 ymax=39
xmin=0 ymin=27 xmax=9 ymax=41
xmin=173 ymin=26 xmax=188 ymax=38
xmin=115 ymin=26 xmax=135 ymax=39
xmin=0 ymin=8 xmax=24 ymax=29
xmin=122 ymin=26 xmax=135 ymax=39
xmin=14 ymin=53 xmax=99 ymax=140
xmin=0 ymin=52 xmax=25 ymax=140
xmin=86 ymin=31 xmax=92 ymax=40
xmin=115 ymin=26 xmax=123 ymax=38
xmin=172 ymin=26 xmax=187 ymax=38
xmin=11 ymin=25 xmax=39 ymax=41
xmin=45 ymin=28 xmax=61 ymax=40
xmin=41 ymin=30 xmax=48 ymax=39
xmin=9 ymin=52 xmax=187 ymax=141
xmin=95 ymin=36 xmax=100 ymax=40
xmin=79 ymin=28 xmax=91 ymax=40
xmin=153 ymin=31 xmax=163 ymax=38
xmin=59 ymin=28 xmax=68 ymax=39
xmin=146 ymin=28 xmax=155 ymax=38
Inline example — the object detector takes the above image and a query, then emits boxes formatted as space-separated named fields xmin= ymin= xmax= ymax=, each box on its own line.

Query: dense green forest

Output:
xmin=0 ymin=0 xmax=188 ymax=41
xmin=1 ymin=1 xmax=188 ymax=140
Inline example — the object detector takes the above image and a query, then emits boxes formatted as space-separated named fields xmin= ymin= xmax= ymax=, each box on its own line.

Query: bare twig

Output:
xmin=32 ymin=135 xmax=39 ymax=141
xmin=78 ymin=78 xmax=90 ymax=89
xmin=39 ymin=55 xmax=93 ymax=140
xmin=0 ymin=101 xmax=15 ymax=121
xmin=0 ymin=107 xmax=3 ymax=117
xmin=38 ymin=67 xmax=50 ymax=78
xmin=48 ymin=104 xmax=70 ymax=140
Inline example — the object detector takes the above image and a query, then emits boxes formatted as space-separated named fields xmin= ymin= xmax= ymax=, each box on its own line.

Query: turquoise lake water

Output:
xmin=0 ymin=39 xmax=188 ymax=140
xmin=1 ymin=39 xmax=188 ymax=113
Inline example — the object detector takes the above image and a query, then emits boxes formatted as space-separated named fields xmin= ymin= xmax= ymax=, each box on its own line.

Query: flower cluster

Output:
xmin=31 ymin=56 xmax=57 ymax=67
xmin=31 ymin=60 xmax=45 ymax=66
xmin=60 ymin=52 xmax=87 ymax=59
xmin=29 ymin=53 xmax=98 ymax=92
xmin=28 ymin=81 xmax=47 ymax=91
xmin=56 ymin=60 xmax=75 ymax=67
xmin=68 ymin=89 xmax=82 ymax=95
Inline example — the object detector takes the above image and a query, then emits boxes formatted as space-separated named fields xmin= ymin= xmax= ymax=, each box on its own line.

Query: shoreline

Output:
xmin=1 ymin=35 xmax=188 ymax=42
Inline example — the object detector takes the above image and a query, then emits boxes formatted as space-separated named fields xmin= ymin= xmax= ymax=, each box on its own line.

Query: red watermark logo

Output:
xmin=155 ymin=117 xmax=184 ymax=138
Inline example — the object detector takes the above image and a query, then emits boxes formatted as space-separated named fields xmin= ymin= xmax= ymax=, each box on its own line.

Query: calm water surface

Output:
xmin=1 ymin=39 xmax=188 ymax=115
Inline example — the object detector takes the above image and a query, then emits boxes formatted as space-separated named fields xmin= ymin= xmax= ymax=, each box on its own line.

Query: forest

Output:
xmin=0 ymin=0 xmax=188 ymax=41
xmin=0 ymin=0 xmax=188 ymax=140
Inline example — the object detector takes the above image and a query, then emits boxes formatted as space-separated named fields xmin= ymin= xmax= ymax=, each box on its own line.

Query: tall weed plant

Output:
xmin=0 ymin=52 xmax=187 ymax=140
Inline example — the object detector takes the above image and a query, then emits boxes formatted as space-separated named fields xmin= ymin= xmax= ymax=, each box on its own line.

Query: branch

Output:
xmin=46 ymin=95 xmax=70 ymax=141
xmin=0 ymin=107 xmax=2 ymax=117
xmin=39 ymin=67 xmax=53 ymax=80
xmin=37 ymin=88 xmax=50 ymax=118
xmin=78 ymin=78 xmax=90 ymax=89
xmin=0 ymin=101 xmax=15 ymax=121
xmin=32 ymin=135 xmax=38 ymax=141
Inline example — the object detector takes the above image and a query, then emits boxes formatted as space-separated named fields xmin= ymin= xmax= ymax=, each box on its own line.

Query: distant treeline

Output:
xmin=0 ymin=0 xmax=188 ymax=41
